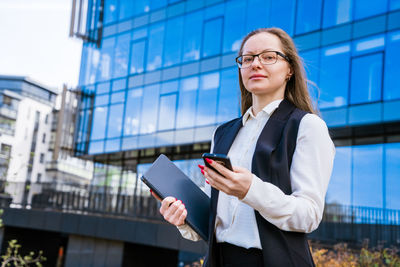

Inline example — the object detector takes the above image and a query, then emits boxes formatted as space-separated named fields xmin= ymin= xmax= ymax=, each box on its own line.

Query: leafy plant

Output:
xmin=0 ymin=239 xmax=46 ymax=267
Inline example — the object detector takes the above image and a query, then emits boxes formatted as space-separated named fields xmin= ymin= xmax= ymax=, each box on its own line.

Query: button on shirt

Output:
xmin=178 ymin=99 xmax=335 ymax=250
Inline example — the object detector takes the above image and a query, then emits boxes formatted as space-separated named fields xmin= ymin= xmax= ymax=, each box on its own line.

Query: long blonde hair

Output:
xmin=238 ymin=28 xmax=317 ymax=115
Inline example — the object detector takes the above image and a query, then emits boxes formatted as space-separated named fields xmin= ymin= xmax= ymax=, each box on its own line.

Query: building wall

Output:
xmin=75 ymin=0 xmax=400 ymax=213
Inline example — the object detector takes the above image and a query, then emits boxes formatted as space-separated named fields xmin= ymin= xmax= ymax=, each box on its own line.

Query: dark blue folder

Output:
xmin=141 ymin=154 xmax=210 ymax=241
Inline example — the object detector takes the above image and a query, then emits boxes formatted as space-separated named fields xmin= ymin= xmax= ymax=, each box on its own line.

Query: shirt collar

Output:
xmin=242 ymin=99 xmax=283 ymax=125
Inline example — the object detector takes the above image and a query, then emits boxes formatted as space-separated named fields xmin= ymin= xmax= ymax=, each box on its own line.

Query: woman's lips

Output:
xmin=250 ymin=74 xmax=267 ymax=79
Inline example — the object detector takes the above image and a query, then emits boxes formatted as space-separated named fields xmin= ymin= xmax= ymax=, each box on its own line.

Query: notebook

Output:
xmin=141 ymin=154 xmax=210 ymax=241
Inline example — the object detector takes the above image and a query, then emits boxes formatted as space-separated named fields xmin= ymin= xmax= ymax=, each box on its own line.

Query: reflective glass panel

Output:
xmin=326 ymin=147 xmax=351 ymax=205
xmin=95 ymin=94 xmax=109 ymax=106
xmin=130 ymin=40 xmax=146 ymax=74
xmin=295 ymin=0 xmax=323 ymax=35
xmin=354 ymin=0 xmax=387 ymax=20
xmin=196 ymin=72 xmax=219 ymax=126
xmin=319 ymin=44 xmax=350 ymax=108
xmin=217 ymin=68 xmax=240 ymax=123
xmin=91 ymin=106 xmax=108 ymax=140
xmin=119 ymin=0 xmax=134 ymax=20
xmin=176 ymin=77 xmax=199 ymax=128
xmin=161 ymin=80 xmax=179 ymax=94
xmin=384 ymin=31 xmax=400 ymax=100
xmin=246 ymin=0 xmax=269 ymax=32
xmin=182 ymin=11 xmax=203 ymax=62
xmin=301 ymin=49 xmax=320 ymax=105
xmin=134 ymin=0 xmax=150 ymax=16
xmin=107 ymin=104 xmax=124 ymax=138
xmin=202 ymin=18 xmax=223 ymax=58
xmin=323 ymin=0 xmax=352 ymax=28
xmin=96 ymin=37 xmax=115 ymax=82
xmin=390 ymin=0 xmax=400 ymax=10
xmin=269 ymin=0 xmax=296 ymax=35
xmin=352 ymin=144 xmax=383 ymax=208
xmin=146 ymin=23 xmax=165 ymax=71
xmin=104 ymin=0 xmax=118 ymax=24
xmin=158 ymin=94 xmax=177 ymax=131
xmin=163 ymin=16 xmax=184 ymax=67
xmin=223 ymin=0 xmax=246 ymax=53
xmin=113 ymin=33 xmax=130 ymax=78
xmin=350 ymin=53 xmax=383 ymax=104
xmin=385 ymin=143 xmax=400 ymax=210
xmin=140 ymin=84 xmax=160 ymax=134
xmin=124 ymin=88 xmax=143 ymax=136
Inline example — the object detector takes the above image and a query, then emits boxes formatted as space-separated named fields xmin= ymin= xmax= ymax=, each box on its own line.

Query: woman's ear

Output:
xmin=286 ymin=68 xmax=293 ymax=81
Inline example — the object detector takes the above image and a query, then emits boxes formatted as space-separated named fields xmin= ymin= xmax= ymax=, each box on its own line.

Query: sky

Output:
xmin=0 ymin=0 xmax=82 ymax=91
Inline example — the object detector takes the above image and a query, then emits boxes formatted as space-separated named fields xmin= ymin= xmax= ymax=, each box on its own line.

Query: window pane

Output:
xmin=163 ymin=17 xmax=184 ymax=67
xmin=134 ymin=0 xmax=150 ymax=16
xmin=223 ymin=0 xmax=246 ymax=53
xmin=384 ymin=31 xmax=400 ymax=100
xmin=119 ymin=0 xmax=134 ymax=20
xmin=111 ymin=91 xmax=125 ymax=104
xmin=96 ymin=37 xmax=115 ymax=82
xmin=182 ymin=11 xmax=203 ymax=62
xmin=196 ymin=72 xmax=219 ymax=126
xmin=319 ymin=44 xmax=350 ymax=108
xmin=246 ymin=0 xmax=269 ymax=32
xmin=150 ymin=0 xmax=167 ymax=10
xmin=202 ymin=18 xmax=223 ymax=58
xmin=350 ymin=53 xmax=383 ymax=104
xmin=295 ymin=0 xmax=323 ymax=35
xmin=104 ymin=0 xmax=118 ymax=24
xmin=301 ymin=49 xmax=320 ymax=104
xmin=140 ymin=84 xmax=160 ymax=134
xmin=323 ymin=0 xmax=352 ymax=28
xmin=146 ymin=23 xmax=165 ymax=71
xmin=161 ymin=80 xmax=178 ymax=94
xmin=269 ymin=0 xmax=296 ymax=35
xmin=326 ymin=147 xmax=351 ymax=206
xmin=107 ymin=104 xmax=124 ymax=138
xmin=352 ymin=144 xmax=383 ymax=208
xmin=176 ymin=77 xmax=199 ymax=128
xmin=158 ymin=94 xmax=177 ymax=131
xmin=113 ymin=33 xmax=130 ymax=78
xmin=95 ymin=94 xmax=109 ymax=106
xmin=124 ymin=88 xmax=143 ymax=136
xmin=385 ymin=143 xmax=400 ymax=210
xmin=91 ymin=106 xmax=108 ymax=140
xmin=390 ymin=0 xmax=400 ymax=10
xmin=217 ymin=68 xmax=239 ymax=123
xmin=353 ymin=35 xmax=385 ymax=57
xmin=354 ymin=0 xmax=387 ymax=20
xmin=130 ymin=40 xmax=146 ymax=74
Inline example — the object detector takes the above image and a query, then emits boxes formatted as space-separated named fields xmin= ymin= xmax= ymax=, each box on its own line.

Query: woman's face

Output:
xmin=240 ymin=32 xmax=292 ymax=98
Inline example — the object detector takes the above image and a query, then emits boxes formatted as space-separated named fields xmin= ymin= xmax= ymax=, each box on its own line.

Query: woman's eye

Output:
xmin=243 ymin=57 xmax=253 ymax=63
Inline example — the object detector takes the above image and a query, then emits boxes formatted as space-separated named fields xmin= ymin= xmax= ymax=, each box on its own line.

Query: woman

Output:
xmin=155 ymin=28 xmax=335 ymax=267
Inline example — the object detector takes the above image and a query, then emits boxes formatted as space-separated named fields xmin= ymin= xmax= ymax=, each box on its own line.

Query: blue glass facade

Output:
xmin=75 ymin=0 xmax=400 ymax=213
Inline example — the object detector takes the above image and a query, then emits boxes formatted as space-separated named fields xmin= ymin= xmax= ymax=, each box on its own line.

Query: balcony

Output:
xmin=0 ymin=124 xmax=15 ymax=136
xmin=45 ymin=160 xmax=93 ymax=180
xmin=0 ymin=105 xmax=17 ymax=120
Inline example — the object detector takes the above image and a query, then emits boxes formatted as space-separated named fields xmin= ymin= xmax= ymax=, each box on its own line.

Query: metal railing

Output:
xmin=0 ymin=180 xmax=399 ymax=246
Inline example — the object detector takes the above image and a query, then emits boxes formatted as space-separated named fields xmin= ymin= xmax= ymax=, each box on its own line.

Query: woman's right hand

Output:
xmin=152 ymin=192 xmax=187 ymax=226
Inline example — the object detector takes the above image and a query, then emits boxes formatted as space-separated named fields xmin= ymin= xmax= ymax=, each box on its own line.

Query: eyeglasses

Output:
xmin=235 ymin=51 xmax=291 ymax=69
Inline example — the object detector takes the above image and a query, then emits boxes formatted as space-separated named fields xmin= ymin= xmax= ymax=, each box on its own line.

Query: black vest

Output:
xmin=204 ymin=99 xmax=315 ymax=267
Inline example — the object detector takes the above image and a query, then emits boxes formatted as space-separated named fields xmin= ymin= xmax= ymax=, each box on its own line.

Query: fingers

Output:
xmin=163 ymin=200 xmax=187 ymax=226
xmin=160 ymin=196 xmax=177 ymax=214
xmin=159 ymin=197 xmax=187 ymax=226
xmin=205 ymin=158 xmax=232 ymax=177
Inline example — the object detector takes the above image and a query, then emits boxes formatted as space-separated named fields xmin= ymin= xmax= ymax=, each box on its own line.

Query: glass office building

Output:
xmin=74 ymin=0 xmax=400 ymax=218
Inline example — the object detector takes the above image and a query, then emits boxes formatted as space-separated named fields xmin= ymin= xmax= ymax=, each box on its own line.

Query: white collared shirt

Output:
xmin=178 ymin=99 xmax=335 ymax=249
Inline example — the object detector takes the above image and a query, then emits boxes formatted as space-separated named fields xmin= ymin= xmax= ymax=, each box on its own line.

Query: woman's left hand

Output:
xmin=202 ymin=159 xmax=253 ymax=199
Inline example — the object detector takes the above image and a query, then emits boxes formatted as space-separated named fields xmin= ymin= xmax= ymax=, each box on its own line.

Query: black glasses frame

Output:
xmin=235 ymin=51 xmax=291 ymax=69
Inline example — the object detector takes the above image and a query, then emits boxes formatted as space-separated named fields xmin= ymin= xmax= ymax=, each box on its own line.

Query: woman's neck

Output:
xmin=251 ymin=94 xmax=284 ymax=116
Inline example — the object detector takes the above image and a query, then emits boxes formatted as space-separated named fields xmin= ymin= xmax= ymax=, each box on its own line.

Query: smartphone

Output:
xmin=202 ymin=153 xmax=233 ymax=174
